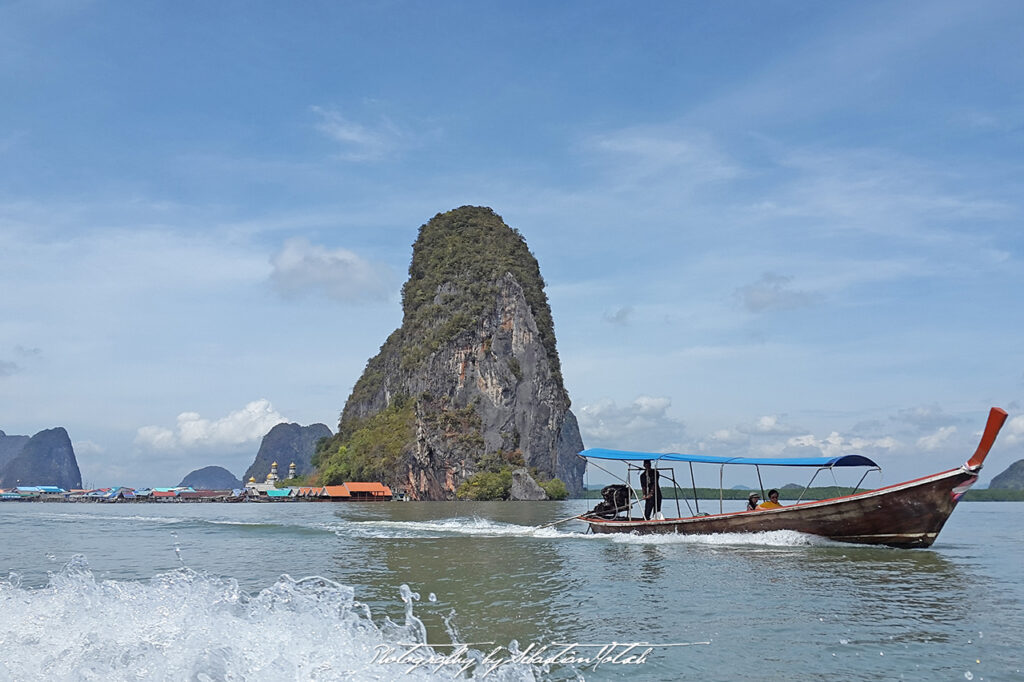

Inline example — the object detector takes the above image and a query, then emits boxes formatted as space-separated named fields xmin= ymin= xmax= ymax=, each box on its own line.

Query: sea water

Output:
xmin=0 ymin=501 xmax=1021 ymax=680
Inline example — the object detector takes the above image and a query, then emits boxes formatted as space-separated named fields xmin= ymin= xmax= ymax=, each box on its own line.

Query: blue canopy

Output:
xmin=579 ymin=448 xmax=878 ymax=468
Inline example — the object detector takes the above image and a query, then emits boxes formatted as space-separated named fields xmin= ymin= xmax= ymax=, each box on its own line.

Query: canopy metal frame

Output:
xmin=579 ymin=450 xmax=882 ymax=518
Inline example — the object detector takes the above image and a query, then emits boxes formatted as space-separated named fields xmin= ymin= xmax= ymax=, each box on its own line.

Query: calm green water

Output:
xmin=0 ymin=500 xmax=1021 ymax=680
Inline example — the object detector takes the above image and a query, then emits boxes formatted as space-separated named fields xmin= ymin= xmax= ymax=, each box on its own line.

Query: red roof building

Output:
xmin=317 ymin=482 xmax=391 ymax=501
xmin=321 ymin=485 xmax=351 ymax=500
xmin=344 ymin=482 xmax=392 ymax=501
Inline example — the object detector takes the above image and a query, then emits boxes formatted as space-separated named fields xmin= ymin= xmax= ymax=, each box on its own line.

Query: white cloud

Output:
xmin=603 ymin=306 xmax=633 ymax=326
xmin=1002 ymin=414 xmax=1024 ymax=447
xmin=735 ymin=272 xmax=817 ymax=313
xmin=895 ymin=405 xmax=959 ymax=432
xmin=583 ymin=126 xmax=741 ymax=193
xmin=786 ymin=431 xmax=898 ymax=458
xmin=753 ymin=441 xmax=788 ymax=457
xmin=0 ymin=345 xmax=42 ymax=379
xmin=697 ymin=428 xmax=749 ymax=451
xmin=694 ymin=412 xmax=802 ymax=454
xmin=762 ymin=147 xmax=1012 ymax=242
xmin=632 ymin=396 xmax=672 ymax=416
xmin=311 ymin=106 xmax=407 ymax=161
xmin=577 ymin=396 xmax=685 ymax=449
xmin=738 ymin=414 xmax=799 ymax=435
xmin=269 ymin=237 xmax=394 ymax=303
xmin=917 ymin=425 xmax=957 ymax=451
xmin=135 ymin=425 xmax=177 ymax=451
xmin=73 ymin=440 xmax=105 ymax=456
xmin=850 ymin=436 xmax=898 ymax=451
xmin=135 ymin=400 xmax=288 ymax=451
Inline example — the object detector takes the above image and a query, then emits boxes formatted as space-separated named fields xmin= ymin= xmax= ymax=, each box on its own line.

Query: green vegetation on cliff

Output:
xmin=343 ymin=206 xmax=561 ymax=417
xmin=402 ymin=206 xmax=559 ymax=372
xmin=540 ymin=478 xmax=569 ymax=500
xmin=455 ymin=469 xmax=569 ymax=500
xmin=457 ymin=469 xmax=514 ymax=500
xmin=456 ymin=448 xmax=569 ymax=500
xmin=313 ymin=402 xmax=415 ymax=484
xmin=419 ymin=398 xmax=485 ymax=451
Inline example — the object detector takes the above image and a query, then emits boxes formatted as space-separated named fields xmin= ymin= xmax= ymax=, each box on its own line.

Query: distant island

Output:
xmin=243 ymin=422 xmax=331 ymax=484
xmin=315 ymin=207 xmax=582 ymax=501
xmin=178 ymin=466 xmax=242 ymax=490
xmin=989 ymin=459 xmax=1024 ymax=490
xmin=0 ymin=428 xmax=82 ymax=490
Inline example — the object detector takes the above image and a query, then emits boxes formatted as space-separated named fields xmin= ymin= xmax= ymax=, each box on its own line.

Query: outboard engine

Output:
xmin=587 ymin=484 xmax=631 ymax=519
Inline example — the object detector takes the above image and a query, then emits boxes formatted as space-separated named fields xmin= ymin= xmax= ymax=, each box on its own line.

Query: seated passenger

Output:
xmin=758 ymin=489 xmax=783 ymax=509
xmin=746 ymin=492 xmax=760 ymax=510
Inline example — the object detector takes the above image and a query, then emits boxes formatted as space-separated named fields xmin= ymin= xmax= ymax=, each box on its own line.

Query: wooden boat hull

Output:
xmin=586 ymin=466 xmax=978 ymax=548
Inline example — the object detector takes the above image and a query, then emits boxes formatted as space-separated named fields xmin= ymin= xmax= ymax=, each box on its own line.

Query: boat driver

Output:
xmin=641 ymin=459 xmax=663 ymax=520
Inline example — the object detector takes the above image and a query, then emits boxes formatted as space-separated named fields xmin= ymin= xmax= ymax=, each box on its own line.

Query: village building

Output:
xmin=2 ymin=471 xmax=392 ymax=503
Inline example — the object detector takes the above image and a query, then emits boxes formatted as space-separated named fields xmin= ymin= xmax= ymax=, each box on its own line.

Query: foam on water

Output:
xmin=331 ymin=517 xmax=564 ymax=539
xmin=0 ymin=556 xmax=542 ymax=681
xmin=600 ymin=528 xmax=837 ymax=547
xmin=183 ymin=518 xmax=338 ymax=537
xmin=31 ymin=511 xmax=186 ymax=525
xmin=319 ymin=517 xmax=833 ymax=548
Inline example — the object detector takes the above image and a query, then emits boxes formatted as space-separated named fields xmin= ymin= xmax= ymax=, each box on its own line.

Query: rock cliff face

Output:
xmin=989 ymin=459 xmax=1024 ymax=490
xmin=0 ymin=430 xmax=31 ymax=470
xmin=317 ymin=206 xmax=585 ymax=500
xmin=509 ymin=468 xmax=548 ymax=501
xmin=0 ymin=427 xmax=82 ymax=489
xmin=179 ymin=466 xmax=243 ymax=490
xmin=243 ymin=422 xmax=332 ymax=483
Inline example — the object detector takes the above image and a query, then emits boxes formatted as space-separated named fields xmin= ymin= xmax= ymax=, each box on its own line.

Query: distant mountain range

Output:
xmin=177 ymin=422 xmax=332 ymax=489
xmin=0 ymin=428 xmax=82 ymax=489
xmin=2 ymin=421 xmax=330 ymax=491
xmin=990 ymin=459 xmax=1024 ymax=490
xmin=242 ymin=422 xmax=331 ymax=484
xmin=178 ymin=466 xmax=242 ymax=490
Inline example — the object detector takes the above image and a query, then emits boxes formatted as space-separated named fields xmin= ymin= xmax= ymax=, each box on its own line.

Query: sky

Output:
xmin=1 ymin=1 xmax=1023 ymax=489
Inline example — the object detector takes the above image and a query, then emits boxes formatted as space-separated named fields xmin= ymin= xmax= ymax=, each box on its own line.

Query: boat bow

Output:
xmin=965 ymin=407 xmax=1009 ymax=471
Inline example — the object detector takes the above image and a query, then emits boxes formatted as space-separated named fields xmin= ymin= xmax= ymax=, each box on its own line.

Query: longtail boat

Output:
xmin=578 ymin=407 xmax=1008 ymax=548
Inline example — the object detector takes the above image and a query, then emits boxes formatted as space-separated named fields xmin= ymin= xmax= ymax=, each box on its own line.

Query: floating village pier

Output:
xmin=0 ymin=462 xmax=399 ymax=503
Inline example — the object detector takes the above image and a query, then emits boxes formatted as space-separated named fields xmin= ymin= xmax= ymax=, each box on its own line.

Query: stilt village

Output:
xmin=0 ymin=461 xmax=396 ymax=503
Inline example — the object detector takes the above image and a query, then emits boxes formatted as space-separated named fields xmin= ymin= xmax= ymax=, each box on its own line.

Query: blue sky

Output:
xmin=2 ymin=1 xmax=1022 ymax=488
